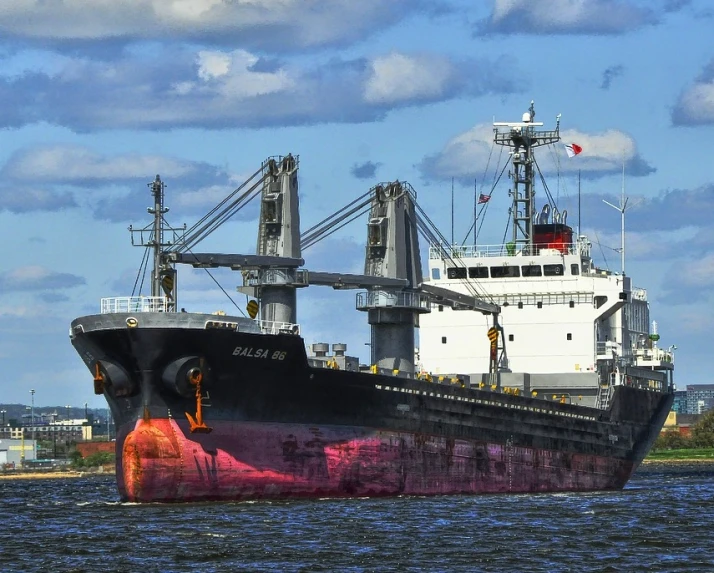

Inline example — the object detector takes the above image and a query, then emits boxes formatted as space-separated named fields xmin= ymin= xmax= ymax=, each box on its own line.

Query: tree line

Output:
xmin=653 ymin=408 xmax=714 ymax=451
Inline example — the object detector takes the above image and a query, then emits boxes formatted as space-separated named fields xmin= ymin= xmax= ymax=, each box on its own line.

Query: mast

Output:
xmin=149 ymin=175 xmax=168 ymax=299
xmin=603 ymin=160 xmax=628 ymax=275
xmin=129 ymin=174 xmax=185 ymax=311
xmin=493 ymin=101 xmax=560 ymax=255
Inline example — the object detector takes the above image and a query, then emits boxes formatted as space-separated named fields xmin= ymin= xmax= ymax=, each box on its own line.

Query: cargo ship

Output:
xmin=69 ymin=103 xmax=674 ymax=502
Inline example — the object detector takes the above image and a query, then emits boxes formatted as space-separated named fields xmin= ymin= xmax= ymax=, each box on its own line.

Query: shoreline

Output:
xmin=0 ymin=469 xmax=115 ymax=480
xmin=642 ymin=457 xmax=714 ymax=464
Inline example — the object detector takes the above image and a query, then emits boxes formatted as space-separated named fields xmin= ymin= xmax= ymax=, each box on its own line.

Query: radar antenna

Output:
xmin=493 ymin=101 xmax=560 ymax=254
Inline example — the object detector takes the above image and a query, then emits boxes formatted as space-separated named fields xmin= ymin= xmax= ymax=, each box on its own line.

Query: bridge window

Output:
xmin=490 ymin=266 xmax=520 ymax=278
xmin=543 ymin=264 xmax=564 ymax=276
xmin=468 ymin=266 xmax=489 ymax=279
xmin=521 ymin=265 xmax=542 ymax=277
xmin=571 ymin=264 xmax=580 ymax=275
xmin=567 ymin=333 xmax=572 ymax=340
xmin=447 ymin=267 xmax=467 ymax=279
xmin=441 ymin=336 xmax=447 ymax=344
xmin=509 ymin=334 xmax=514 ymax=341
xmin=431 ymin=268 xmax=440 ymax=280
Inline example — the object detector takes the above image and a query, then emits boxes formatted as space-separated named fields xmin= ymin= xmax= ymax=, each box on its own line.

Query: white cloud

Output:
xmin=672 ymin=61 xmax=714 ymax=125
xmin=0 ymin=265 xmax=85 ymax=292
xmin=419 ymin=124 xmax=652 ymax=182
xmin=197 ymin=51 xmax=232 ymax=81
xmin=2 ymin=145 xmax=212 ymax=184
xmin=184 ymin=50 xmax=294 ymax=98
xmin=174 ymin=180 xmax=248 ymax=210
xmin=364 ymin=53 xmax=452 ymax=104
xmin=0 ymin=0 xmax=425 ymax=52
xmin=673 ymin=253 xmax=714 ymax=289
xmin=481 ymin=0 xmax=656 ymax=35
xmin=0 ymin=47 xmax=517 ymax=131
xmin=558 ymin=128 xmax=635 ymax=170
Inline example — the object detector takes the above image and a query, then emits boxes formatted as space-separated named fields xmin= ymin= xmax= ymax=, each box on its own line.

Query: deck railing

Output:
xmin=100 ymin=296 xmax=170 ymax=314
xmin=257 ymin=320 xmax=300 ymax=335
xmin=429 ymin=243 xmax=579 ymax=259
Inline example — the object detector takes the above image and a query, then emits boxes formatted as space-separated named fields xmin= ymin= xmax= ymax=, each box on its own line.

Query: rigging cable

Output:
xmin=183 ymin=246 xmax=248 ymax=318
xmin=461 ymin=148 xmax=509 ymax=246
xmin=177 ymin=170 xmax=267 ymax=253
xmin=131 ymin=231 xmax=152 ymax=297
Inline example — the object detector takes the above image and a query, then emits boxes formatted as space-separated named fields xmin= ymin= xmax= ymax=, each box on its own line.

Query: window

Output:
xmin=570 ymin=263 xmax=580 ymax=276
xmin=567 ymin=333 xmax=572 ymax=340
xmin=447 ymin=267 xmax=467 ymax=279
xmin=543 ymin=264 xmax=564 ymax=276
xmin=431 ymin=268 xmax=440 ymax=280
xmin=521 ymin=265 xmax=542 ymax=277
xmin=468 ymin=266 xmax=489 ymax=279
xmin=537 ymin=301 xmax=543 ymax=309
xmin=438 ymin=305 xmax=444 ymax=312
xmin=508 ymin=334 xmax=514 ymax=342
xmin=518 ymin=301 xmax=523 ymax=309
xmin=441 ymin=336 xmax=447 ymax=344
xmin=490 ymin=265 xmax=520 ymax=278
xmin=569 ymin=300 xmax=575 ymax=308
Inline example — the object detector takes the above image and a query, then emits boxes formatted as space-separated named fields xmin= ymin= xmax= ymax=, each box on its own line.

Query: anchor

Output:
xmin=93 ymin=362 xmax=105 ymax=395
xmin=185 ymin=361 xmax=212 ymax=434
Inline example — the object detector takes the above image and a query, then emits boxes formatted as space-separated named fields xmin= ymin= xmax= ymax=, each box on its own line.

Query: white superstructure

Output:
xmin=418 ymin=103 xmax=673 ymax=409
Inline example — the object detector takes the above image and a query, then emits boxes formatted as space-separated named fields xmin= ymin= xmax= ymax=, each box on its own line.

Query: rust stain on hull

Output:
xmin=117 ymin=419 xmax=634 ymax=502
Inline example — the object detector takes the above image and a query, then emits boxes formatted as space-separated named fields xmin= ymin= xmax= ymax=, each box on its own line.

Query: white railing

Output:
xmin=428 ymin=243 xmax=578 ymax=260
xmin=100 ymin=296 xmax=170 ymax=314
xmin=355 ymin=290 xmax=430 ymax=311
xmin=258 ymin=320 xmax=300 ymax=335
xmin=635 ymin=347 xmax=674 ymax=364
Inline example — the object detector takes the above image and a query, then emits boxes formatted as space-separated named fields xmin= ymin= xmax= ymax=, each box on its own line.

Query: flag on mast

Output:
xmin=565 ymin=143 xmax=583 ymax=158
xmin=478 ymin=193 xmax=490 ymax=204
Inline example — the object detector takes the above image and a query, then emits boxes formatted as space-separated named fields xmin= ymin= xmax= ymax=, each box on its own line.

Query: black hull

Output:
xmin=70 ymin=313 xmax=673 ymax=501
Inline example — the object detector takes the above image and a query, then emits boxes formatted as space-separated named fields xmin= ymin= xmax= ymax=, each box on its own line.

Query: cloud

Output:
xmin=578 ymin=184 xmax=714 ymax=234
xmin=0 ymin=143 xmax=247 ymax=218
xmin=364 ymin=53 xmax=455 ymax=104
xmin=672 ymin=59 xmax=714 ymax=125
xmin=0 ymin=266 xmax=85 ymax=292
xmin=477 ymin=0 xmax=657 ymax=35
xmin=0 ymin=1 xmax=439 ymax=53
xmin=660 ymin=253 xmax=714 ymax=304
xmin=0 ymin=48 xmax=519 ymax=131
xmin=0 ymin=185 xmax=77 ymax=213
xmin=2 ymin=144 xmax=225 ymax=187
xmin=664 ymin=0 xmax=691 ymax=12
xmin=351 ymin=161 xmax=381 ymax=180
xmin=419 ymin=124 xmax=654 ymax=183
xmin=601 ymin=65 xmax=624 ymax=90
xmin=38 ymin=292 xmax=71 ymax=303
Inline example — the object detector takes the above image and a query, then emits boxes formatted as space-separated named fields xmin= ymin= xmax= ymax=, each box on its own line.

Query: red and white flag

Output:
xmin=478 ymin=193 xmax=490 ymax=204
xmin=565 ymin=143 xmax=583 ymax=158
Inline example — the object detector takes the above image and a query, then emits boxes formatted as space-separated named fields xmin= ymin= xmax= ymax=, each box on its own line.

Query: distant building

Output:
xmin=672 ymin=390 xmax=688 ymax=414
xmin=685 ymin=385 xmax=714 ymax=415
xmin=0 ymin=419 xmax=93 ymax=441
xmin=0 ymin=439 xmax=36 ymax=467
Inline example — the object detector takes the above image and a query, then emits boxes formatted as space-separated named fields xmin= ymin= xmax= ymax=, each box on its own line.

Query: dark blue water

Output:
xmin=1 ymin=463 xmax=712 ymax=573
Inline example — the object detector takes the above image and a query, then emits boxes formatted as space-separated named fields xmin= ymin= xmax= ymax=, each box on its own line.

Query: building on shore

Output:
xmin=670 ymin=385 xmax=714 ymax=415
xmin=0 ymin=419 xmax=93 ymax=441
xmin=0 ymin=439 xmax=36 ymax=467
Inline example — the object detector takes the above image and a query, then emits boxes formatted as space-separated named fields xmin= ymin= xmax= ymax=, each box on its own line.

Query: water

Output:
xmin=1 ymin=463 xmax=712 ymax=573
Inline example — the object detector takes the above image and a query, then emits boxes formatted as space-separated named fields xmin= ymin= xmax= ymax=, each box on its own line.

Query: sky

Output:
xmin=1 ymin=0 xmax=712 ymax=407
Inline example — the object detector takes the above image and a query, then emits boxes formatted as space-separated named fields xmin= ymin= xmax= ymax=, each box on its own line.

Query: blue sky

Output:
xmin=1 ymin=0 xmax=712 ymax=407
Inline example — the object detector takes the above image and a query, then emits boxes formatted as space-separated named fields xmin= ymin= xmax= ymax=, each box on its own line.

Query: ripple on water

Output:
xmin=0 ymin=466 xmax=713 ymax=573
